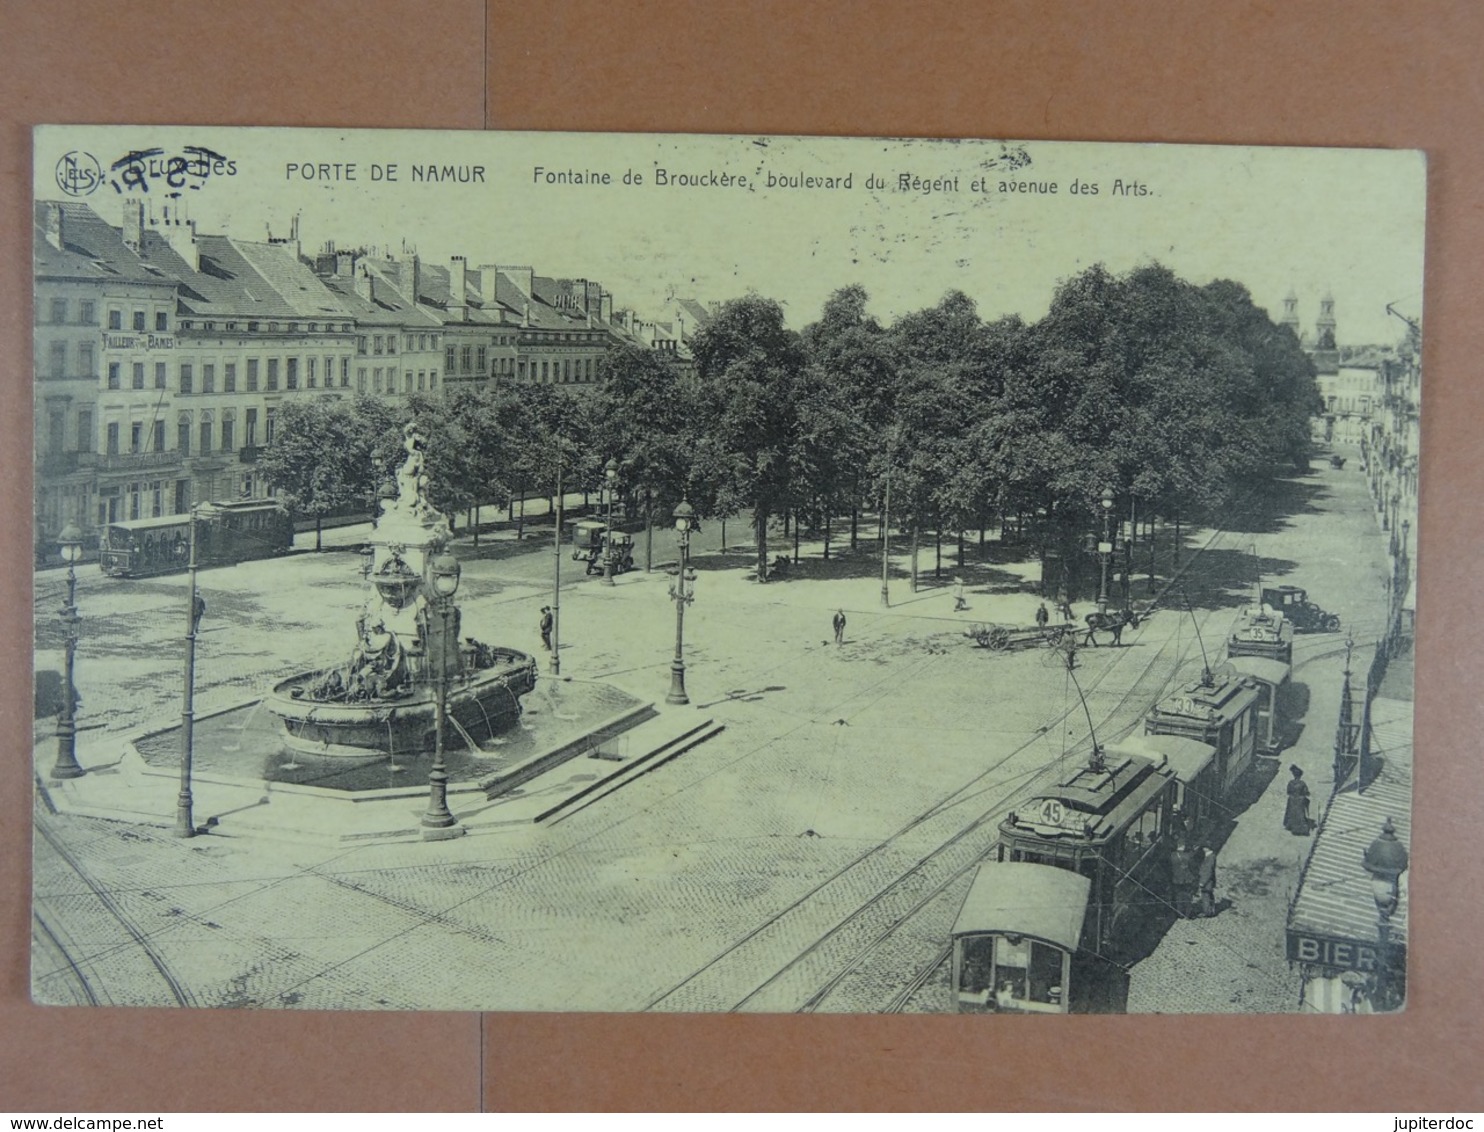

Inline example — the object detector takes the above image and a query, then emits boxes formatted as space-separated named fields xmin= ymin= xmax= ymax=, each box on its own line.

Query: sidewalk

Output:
xmin=1125 ymin=459 xmax=1393 ymax=1013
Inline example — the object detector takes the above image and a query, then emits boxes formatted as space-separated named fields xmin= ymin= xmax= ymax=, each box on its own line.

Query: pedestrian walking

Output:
xmin=1035 ymin=602 xmax=1049 ymax=629
xmin=953 ymin=576 xmax=968 ymax=611
xmin=539 ymin=605 xmax=553 ymax=651
xmin=192 ymin=593 xmax=207 ymax=632
xmin=1197 ymin=845 xmax=1218 ymax=918
xmin=832 ymin=608 xmax=847 ymax=645
xmin=1057 ymin=591 xmax=1074 ymax=622
xmin=1283 ymin=764 xmax=1312 ymax=835
xmin=1169 ymin=840 xmax=1198 ymax=919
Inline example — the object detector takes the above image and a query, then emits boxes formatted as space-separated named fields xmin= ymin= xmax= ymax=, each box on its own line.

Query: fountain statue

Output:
xmin=267 ymin=423 xmax=538 ymax=759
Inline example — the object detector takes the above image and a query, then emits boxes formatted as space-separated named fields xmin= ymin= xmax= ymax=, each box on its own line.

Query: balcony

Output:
xmin=38 ymin=451 xmax=97 ymax=475
xmin=239 ymin=445 xmax=265 ymax=464
xmin=95 ymin=450 xmax=180 ymax=472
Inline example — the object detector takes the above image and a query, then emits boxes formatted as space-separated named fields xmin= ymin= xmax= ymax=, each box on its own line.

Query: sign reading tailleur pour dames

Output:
xmin=30 ymin=124 xmax=1423 ymax=1016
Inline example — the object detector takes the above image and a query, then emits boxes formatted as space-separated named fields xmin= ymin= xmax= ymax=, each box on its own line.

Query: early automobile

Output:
xmin=570 ymin=519 xmax=636 ymax=576
xmin=1261 ymin=584 xmax=1340 ymax=633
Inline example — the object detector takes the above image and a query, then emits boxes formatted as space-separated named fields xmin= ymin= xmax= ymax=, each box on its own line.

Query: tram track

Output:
xmin=33 ymin=818 xmax=195 ymax=1008
xmin=32 ymin=908 xmax=102 ymax=1007
xmin=741 ymin=610 xmax=1208 ymax=1014
xmin=643 ymin=520 xmax=1266 ymax=1014
xmin=807 ymin=594 xmax=1381 ymax=1015
xmin=645 ymin=577 xmax=1220 ymax=1013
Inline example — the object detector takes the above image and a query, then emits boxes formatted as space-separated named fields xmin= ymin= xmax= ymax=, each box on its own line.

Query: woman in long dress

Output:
xmin=1283 ymin=764 xmax=1311 ymax=835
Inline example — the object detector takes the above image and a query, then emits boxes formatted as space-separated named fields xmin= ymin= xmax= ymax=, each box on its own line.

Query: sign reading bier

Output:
xmin=1286 ymin=931 xmax=1399 ymax=972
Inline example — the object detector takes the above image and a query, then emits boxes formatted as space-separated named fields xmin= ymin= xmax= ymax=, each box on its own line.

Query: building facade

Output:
xmin=35 ymin=200 xmax=671 ymax=550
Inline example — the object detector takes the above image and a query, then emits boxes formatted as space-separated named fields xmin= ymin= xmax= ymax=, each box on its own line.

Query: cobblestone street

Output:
xmin=31 ymin=457 xmax=1392 ymax=1013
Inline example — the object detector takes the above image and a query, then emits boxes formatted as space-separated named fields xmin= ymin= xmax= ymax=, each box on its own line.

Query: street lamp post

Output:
xmin=175 ymin=505 xmax=201 ymax=838
xmin=880 ymin=455 xmax=892 ymax=609
xmin=1097 ymin=487 xmax=1114 ymax=614
xmin=51 ymin=522 xmax=86 ymax=780
xmin=1362 ymin=818 xmax=1409 ymax=1011
xmin=422 ymin=552 xmax=465 ymax=839
xmin=551 ymin=456 xmax=563 ymax=676
xmin=667 ymin=499 xmax=698 ymax=705
xmin=602 ymin=456 xmax=619 ymax=587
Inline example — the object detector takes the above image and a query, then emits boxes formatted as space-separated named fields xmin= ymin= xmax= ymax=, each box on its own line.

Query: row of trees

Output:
xmin=260 ymin=262 xmax=1322 ymax=594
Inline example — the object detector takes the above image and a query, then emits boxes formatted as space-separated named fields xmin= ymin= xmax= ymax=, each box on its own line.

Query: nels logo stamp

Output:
xmin=55 ymin=150 xmax=103 ymax=197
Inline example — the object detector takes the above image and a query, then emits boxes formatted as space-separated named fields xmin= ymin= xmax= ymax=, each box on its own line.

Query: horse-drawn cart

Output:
xmin=966 ymin=622 xmax=1074 ymax=651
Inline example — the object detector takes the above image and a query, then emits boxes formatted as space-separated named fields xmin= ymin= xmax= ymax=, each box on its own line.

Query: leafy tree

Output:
xmin=590 ymin=344 xmax=695 ymax=567
xmin=800 ymin=285 xmax=899 ymax=551
xmin=257 ymin=399 xmax=379 ymax=550
xmin=885 ymin=291 xmax=1000 ymax=587
xmin=690 ymin=295 xmax=807 ymax=581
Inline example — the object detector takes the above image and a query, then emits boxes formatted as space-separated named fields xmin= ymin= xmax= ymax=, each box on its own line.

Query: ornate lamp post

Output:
xmin=51 ymin=522 xmax=86 ymax=780
xmin=667 ymin=499 xmax=699 ymax=705
xmin=880 ymin=450 xmax=892 ymax=609
xmin=551 ymin=454 xmax=564 ymax=675
xmin=1362 ymin=818 xmax=1409 ymax=1011
xmin=1097 ymin=487 xmax=1115 ymax=613
xmin=602 ymin=456 xmax=620 ymax=587
xmin=175 ymin=505 xmax=201 ymax=838
xmin=422 ymin=551 xmax=465 ymax=839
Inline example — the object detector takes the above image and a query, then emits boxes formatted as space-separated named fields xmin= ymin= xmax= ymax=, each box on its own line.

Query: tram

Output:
xmin=1228 ymin=603 xmax=1294 ymax=665
xmin=951 ymin=670 xmax=1269 ymax=1013
xmin=99 ymin=500 xmax=293 ymax=578
xmin=1144 ymin=669 xmax=1263 ymax=799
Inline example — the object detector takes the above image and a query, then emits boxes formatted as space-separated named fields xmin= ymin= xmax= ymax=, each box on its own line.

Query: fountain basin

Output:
xmin=267 ymin=648 xmax=538 ymax=760
xmin=131 ymin=678 xmax=650 ymax=794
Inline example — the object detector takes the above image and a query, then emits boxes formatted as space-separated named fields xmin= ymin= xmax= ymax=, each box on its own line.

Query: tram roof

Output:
xmin=953 ymin=862 xmax=1091 ymax=952
xmin=1043 ymin=754 xmax=1162 ymax=813
xmin=107 ymin=513 xmax=196 ymax=532
xmin=1149 ymin=670 xmax=1261 ymax=725
xmin=1219 ymin=656 xmax=1291 ymax=687
xmin=1106 ymin=734 xmax=1216 ymax=784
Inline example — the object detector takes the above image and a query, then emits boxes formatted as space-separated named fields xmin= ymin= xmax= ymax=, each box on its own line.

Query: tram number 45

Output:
xmin=1287 ymin=933 xmax=1381 ymax=972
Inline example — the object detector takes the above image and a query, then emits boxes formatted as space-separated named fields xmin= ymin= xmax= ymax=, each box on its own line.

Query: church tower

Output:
xmin=1280 ymin=289 xmax=1301 ymax=338
xmin=1315 ymin=291 xmax=1337 ymax=350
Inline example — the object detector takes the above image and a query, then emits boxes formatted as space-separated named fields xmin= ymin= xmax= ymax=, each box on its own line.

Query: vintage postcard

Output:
xmin=31 ymin=126 xmax=1422 ymax=1014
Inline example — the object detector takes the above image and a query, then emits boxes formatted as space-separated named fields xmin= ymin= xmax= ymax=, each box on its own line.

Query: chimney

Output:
xmin=336 ymin=252 xmax=356 ymax=277
xmin=586 ymin=281 xmax=602 ymax=314
xmin=476 ymin=264 xmax=499 ymax=304
xmin=448 ymin=256 xmax=468 ymax=321
xmin=122 ymin=198 xmax=144 ymax=252
xmin=500 ymin=265 xmax=534 ymax=302
xmin=600 ymin=291 xmax=613 ymax=323
xmin=156 ymin=202 xmax=199 ymax=271
xmin=355 ymin=263 xmax=375 ymax=301
xmin=42 ymin=202 xmax=65 ymax=250
xmin=407 ymin=253 xmax=421 ymax=305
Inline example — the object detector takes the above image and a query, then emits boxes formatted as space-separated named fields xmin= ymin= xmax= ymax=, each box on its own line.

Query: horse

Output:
xmin=1083 ymin=608 xmax=1143 ymax=647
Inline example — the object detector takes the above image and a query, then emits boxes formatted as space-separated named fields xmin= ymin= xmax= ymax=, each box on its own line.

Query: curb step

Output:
xmin=536 ymin=717 xmax=724 ymax=824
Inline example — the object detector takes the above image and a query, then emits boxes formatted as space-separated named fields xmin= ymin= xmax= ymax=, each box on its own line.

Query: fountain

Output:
xmin=265 ymin=422 xmax=538 ymax=759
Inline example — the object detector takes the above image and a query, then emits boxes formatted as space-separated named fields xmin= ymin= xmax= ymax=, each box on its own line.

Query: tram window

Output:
xmin=994 ymin=935 xmax=1031 ymax=1002
xmin=1028 ymin=941 xmax=1062 ymax=1005
xmin=959 ymin=937 xmax=993 ymax=996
